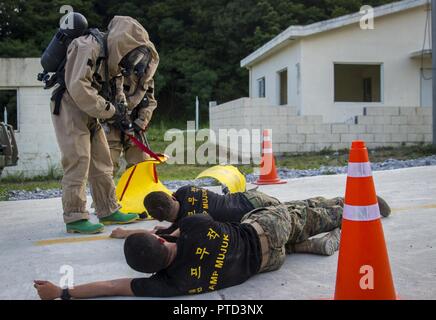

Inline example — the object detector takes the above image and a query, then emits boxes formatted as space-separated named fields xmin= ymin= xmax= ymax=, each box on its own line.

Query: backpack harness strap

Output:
xmin=51 ymin=28 xmax=110 ymax=116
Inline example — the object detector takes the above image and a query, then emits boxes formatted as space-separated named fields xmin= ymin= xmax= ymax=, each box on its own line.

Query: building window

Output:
xmin=334 ymin=64 xmax=382 ymax=102
xmin=0 ymin=90 xmax=18 ymax=130
xmin=257 ymin=77 xmax=266 ymax=98
xmin=278 ymin=69 xmax=288 ymax=105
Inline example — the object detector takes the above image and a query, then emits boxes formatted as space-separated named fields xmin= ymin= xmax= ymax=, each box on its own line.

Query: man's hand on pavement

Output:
xmin=34 ymin=280 xmax=62 ymax=300
xmin=110 ymin=227 xmax=129 ymax=239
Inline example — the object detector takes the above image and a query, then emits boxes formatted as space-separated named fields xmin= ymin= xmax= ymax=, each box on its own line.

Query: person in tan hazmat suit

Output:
xmin=102 ymin=36 xmax=159 ymax=177
xmin=50 ymin=16 xmax=153 ymax=234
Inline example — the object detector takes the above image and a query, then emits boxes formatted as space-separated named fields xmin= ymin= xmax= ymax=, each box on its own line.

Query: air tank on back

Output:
xmin=41 ymin=12 xmax=88 ymax=73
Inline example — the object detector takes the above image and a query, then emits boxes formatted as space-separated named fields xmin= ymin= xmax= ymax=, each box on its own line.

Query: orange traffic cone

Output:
xmin=254 ymin=129 xmax=286 ymax=185
xmin=334 ymin=140 xmax=396 ymax=300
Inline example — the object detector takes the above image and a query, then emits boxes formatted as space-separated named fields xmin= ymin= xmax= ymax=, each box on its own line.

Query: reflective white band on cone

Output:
xmin=347 ymin=162 xmax=372 ymax=178
xmin=263 ymin=136 xmax=272 ymax=142
xmin=343 ymin=203 xmax=381 ymax=221
xmin=263 ymin=148 xmax=273 ymax=154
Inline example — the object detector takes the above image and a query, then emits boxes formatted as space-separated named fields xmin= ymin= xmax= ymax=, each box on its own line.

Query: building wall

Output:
xmin=301 ymin=5 xmax=429 ymax=122
xmin=247 ymin=4 xmax=430 ymax=123
xmin=0 ymin=58 xmax=60 ymax=177
xmin=210 ymin=98 xmax=433 ymax=156
xmin=250 ymin=41 xmax=302 ymax=110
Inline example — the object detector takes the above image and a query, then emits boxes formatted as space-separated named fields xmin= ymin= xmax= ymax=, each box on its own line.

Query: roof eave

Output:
xmin=241 ymin=35 xmax=302 ymax=68
xmin=241 ymin=0 xmax=428 ymax=68
xmin=410 ymin=49 xmax=432 ymax=59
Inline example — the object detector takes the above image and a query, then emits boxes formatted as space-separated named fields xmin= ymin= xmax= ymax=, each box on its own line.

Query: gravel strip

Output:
xmin=7 ymin=155 xmax=436 ymax=201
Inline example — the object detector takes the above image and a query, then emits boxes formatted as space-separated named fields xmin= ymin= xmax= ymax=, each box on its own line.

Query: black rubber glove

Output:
xmin=111 ymin=102 xmax=132 ymax=132
xmin=132 ymin=121 xmax=143 ymax=134
xmin=131 ymin=97 xmax=150 ymax=134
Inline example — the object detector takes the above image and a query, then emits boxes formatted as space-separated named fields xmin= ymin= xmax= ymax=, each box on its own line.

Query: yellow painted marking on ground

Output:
xmin=392 ymin=204 xmax=436 ymax=213
xmin=34 ymin=235 xmax=113 ymax=246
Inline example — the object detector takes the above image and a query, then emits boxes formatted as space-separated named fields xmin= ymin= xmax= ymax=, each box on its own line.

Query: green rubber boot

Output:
xmin=99 ymin=211 xmax=139 ymax=225
xmin=66 ymin=220 xmax=104 ymax=234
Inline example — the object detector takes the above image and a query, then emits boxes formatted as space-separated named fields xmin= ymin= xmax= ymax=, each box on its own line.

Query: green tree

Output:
xmin=0 ymin=0 xmax=399 ymax=123
xmin=0 ymin=0 xmax=102 ymax=57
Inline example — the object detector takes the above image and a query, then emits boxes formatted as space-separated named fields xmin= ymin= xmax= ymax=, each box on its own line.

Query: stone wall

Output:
xmin=1 ymin=58 xmax=61 ymax=177
xmin=209 ymin=98 xmax=433 ymax=156
xmin=6 ymin=88 xmax=60 ymax=177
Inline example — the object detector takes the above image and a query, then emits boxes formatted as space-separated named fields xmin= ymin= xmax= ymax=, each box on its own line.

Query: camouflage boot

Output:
xmin=287 ymin=228 xmax=341 ymax=256
xmin=377 ymin=196 xmax=391 ymax=218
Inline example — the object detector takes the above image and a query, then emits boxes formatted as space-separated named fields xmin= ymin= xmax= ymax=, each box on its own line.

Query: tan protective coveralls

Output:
xmin=51 ymin=16 xmax=150 ymax=223
xmin=104 ymin=24 xmax=160 ymax=176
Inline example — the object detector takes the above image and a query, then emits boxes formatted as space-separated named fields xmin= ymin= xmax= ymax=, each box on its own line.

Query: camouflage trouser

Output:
xmin=241 ymin=204 xmax=292 ymax=273
xmin=242 ymin=190 xmax=281 ymax=209
xmin=241 ymin=197 xmax=344 ymax=274
xmin=284 ymin=197 xmax=344 ymax=245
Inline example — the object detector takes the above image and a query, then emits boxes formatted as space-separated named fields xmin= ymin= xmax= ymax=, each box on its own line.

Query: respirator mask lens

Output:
xmin=121 ymin=46 xmax=150 ymax=77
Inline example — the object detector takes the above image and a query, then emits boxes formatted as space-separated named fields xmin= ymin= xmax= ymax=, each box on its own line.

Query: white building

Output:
xmin=210 ymin=0 xmax=433 ymax=154
xmin=0 ymin=58 xmax=60 ymax=177
xmin=242 ymin=0 xmax=432 ymax=123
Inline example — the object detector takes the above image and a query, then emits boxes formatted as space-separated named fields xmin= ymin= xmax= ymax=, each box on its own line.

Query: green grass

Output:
xmin=0 ymin=165 xmax=63 ymax=201
xmin=157 ymin=164 xmax=210 ymax=181
xmin=145 ymin=119 xmax=212 ymax=154
xmin=1 ymin=123 xmax=435 ymax=202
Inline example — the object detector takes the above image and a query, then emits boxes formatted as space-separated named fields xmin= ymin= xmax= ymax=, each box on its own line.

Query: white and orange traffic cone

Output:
xmin=334 ymin=140 xmax=397 ymax=300
xmin=254 ymin=129 xmax=286 ymax=185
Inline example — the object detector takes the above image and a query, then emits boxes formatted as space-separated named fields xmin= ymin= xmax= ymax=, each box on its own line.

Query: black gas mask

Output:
xmin=120 ymin=46 xmax=150 ymax=78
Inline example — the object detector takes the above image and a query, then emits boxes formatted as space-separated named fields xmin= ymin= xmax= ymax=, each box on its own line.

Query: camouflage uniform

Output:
xmin=241 ymin=197 xmax=344 ymax=273
xmin=241 ymin=204 xmax=292 ymax=273
xmin=242 ymin=190 xmax=281 ymax=209
xmin=284 ymin=197 xmax=344 ymax=246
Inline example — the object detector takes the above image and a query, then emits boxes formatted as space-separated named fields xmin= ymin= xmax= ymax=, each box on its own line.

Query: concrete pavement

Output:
xmin=0 ymin=166 xmax=435 ymax=300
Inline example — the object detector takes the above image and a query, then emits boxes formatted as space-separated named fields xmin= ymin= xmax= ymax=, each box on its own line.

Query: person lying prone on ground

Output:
xmin=116 ymin=193 xmax=391 ymax=253
xmin=143 ymin=185 xmax=281 ymax=235
xmin=141 ymin=184 xmax=391 ymax=253
xmin=143 ymin=186 xmax=391 ymax=236
xmin=34 ymin=200 xmax=348 ymax=300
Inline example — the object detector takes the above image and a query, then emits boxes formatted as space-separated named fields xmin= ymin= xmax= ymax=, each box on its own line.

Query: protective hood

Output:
xmin=107 ymin=16 xmax=159 ymax=80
